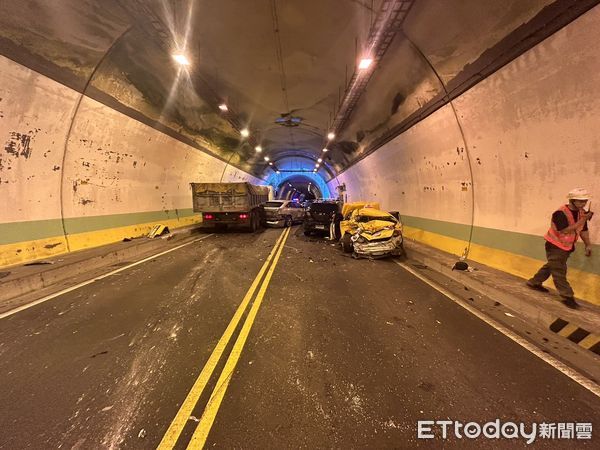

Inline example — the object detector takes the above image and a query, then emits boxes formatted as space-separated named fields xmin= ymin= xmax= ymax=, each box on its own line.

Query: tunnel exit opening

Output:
xmin=264 ymin=155 xmax=333 ymax=200
xmin=275 ymin=174 xmax=323 ymax=200
xmin=265 ymin=171 xmax=331 ymax=200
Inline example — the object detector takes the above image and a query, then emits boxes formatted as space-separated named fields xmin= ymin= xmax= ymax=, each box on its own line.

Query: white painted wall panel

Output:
xmin=456 ymin=6 xmax=600 ymax=241
xmin=62 ymin=97 xmax=261 ymax=219
xmin=334 ymin=104 xmax=473 ymax=227
xmin=0 ymin=54 xmax=262 ymax=255
xmin=331 ymin=6 xmax=600 ymax=245
xmin=0 ymin=55 xmax=77 ymax=222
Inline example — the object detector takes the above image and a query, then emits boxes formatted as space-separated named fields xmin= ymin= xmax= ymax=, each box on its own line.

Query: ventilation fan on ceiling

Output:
xmin=275 ymin=112 xmax=303 ymax=127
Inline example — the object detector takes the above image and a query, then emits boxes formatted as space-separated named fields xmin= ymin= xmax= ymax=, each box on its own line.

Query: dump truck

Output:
xmin=191 ymin=182 xmax=270 ymax=232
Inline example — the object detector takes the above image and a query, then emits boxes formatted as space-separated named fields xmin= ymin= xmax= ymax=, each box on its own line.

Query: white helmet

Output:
xmin=567 ymin=188 xmax=591 ymax=201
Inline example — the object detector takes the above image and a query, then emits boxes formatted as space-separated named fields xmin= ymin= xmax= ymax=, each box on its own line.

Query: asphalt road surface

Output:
xmin=0 ymin=227 xmax=598 ymax=449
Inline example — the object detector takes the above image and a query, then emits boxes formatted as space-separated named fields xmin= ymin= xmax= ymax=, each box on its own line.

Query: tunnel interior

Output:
xmin=1 ymin=2 xmax=600 ymax=447
xmin=0 ymin=0 xmax=576 ymax=179
xmin=275 ymin=175 xmax=323 ymax=201
xmin=265 ymin=155 xmax=333 ymax=200
xmin=0 ymin=0 xmax=598 ymax=305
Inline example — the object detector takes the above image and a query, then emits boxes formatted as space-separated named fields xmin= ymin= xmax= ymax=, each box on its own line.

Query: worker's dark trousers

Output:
xmin=529 ymin=246 xmax=574 ymax=298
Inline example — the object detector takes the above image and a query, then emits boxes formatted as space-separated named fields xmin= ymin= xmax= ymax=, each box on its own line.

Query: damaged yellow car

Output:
xmin=339 ymin=202 xmax=405 ymax=258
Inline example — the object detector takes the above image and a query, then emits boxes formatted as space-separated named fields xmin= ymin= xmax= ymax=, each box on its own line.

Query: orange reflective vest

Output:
xmin=544 ymin=205 xmax=583 ymax=251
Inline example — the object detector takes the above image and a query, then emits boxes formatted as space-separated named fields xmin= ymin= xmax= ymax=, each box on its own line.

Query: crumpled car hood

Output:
xmin=360 ymin=220 xmax=396 ymax=236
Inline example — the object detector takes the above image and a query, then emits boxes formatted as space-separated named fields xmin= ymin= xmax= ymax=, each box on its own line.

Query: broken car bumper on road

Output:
xmin=352 ymin=235 xmax=404 ymax=258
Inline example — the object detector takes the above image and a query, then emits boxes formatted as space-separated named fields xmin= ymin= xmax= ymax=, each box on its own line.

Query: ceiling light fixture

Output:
xmin=322 ymin=148 xmax=328 ymax=152
xmin=317 ymin=158 xmax=322 ymax=163
xmin=276 ymin=170 xmax=280 ymax=174
xmin=172 ymin=54 xmax=191 ymax=66
xmin=315 ymin=163 xmax=320 ymax=168
xmin=269 ymin=162 xmax=273 ymax=166
xmin=218 ymin=104 xmax=228 ymax=112
xmin=240 ymin=128 xmax=250 ymax=138
xmin=264 ymin=156 xmax=270 ymax=161
xmin=358 ymin=58 xmax=373 ymax=70
xmin=255 ymin=145 xmax=262 ymax=152
xmin=327 ymin=132 xmax=335 ymax=140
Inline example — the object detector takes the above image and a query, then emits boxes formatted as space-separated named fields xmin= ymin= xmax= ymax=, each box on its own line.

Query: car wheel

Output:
xmin=331 ymin=222 xmax=341 ymax=240
xmin=341 ymin=233 xmax=353 ymax=253
xmin=303 ymin=229 xmax=312 ymax=236
xmin=285 ymin=216 xmax=292 ymax=227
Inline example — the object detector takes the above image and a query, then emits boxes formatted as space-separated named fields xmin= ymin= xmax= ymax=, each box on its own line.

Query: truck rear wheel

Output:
xmin=247 ymin=211 xmax=259 ymax=232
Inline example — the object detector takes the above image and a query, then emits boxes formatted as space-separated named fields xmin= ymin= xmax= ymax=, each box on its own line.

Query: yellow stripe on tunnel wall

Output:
xmin=66 ymin=215 xmax=201 ymax=251
xmin=403 ymin=226 xmax=467 ymax=257
xmin=0 ymin=236 xmax=71 ymax=268
xmin=403 ymin=225 xmax=600 ymax=306
xmin=0 ymin=215 xmax=201 ymax=268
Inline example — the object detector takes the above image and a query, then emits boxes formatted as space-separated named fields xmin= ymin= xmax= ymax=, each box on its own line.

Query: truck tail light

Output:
xmin=204 ymin=213 xmax=214 ymax=220
xmin=239 ymin=213 xmax=249 ymax=219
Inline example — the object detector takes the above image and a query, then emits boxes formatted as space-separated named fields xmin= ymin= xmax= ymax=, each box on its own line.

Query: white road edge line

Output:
xmin=0 ymin=234 xmax=214 ymax=320
xmin=394 ymin=260 xmax=600 ymax=398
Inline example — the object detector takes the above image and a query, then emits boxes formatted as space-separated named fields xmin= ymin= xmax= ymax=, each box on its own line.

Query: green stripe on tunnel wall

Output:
xmin=402 ymin=215 xmax=599 ymax=275
xmin=0 ymin=208 xmax=196 ymax=245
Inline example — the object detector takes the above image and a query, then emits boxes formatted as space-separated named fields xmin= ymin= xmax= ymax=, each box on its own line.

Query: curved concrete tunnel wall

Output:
xmin=329 ymin=8 xmax=600 ymax=305
xmin=0 ymin=56 xmax=262 ymax=267
xmin=2 ymin=4 xmax=599 ymax=306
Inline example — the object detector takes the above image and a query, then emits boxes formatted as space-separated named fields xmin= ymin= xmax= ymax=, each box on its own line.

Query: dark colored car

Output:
xmin=301 ymin=199 xmax=314 ymax=209
xmin=303 ymin=200 xmax=342 ymax=237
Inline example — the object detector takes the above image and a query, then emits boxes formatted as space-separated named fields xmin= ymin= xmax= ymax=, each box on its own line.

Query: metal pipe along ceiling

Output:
xmin=331 ymin=0 xmax=415 ymax=133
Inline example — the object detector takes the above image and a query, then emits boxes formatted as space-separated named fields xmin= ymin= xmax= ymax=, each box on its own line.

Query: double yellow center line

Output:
xmin=158 ymin=227 xmax=291 ymax=449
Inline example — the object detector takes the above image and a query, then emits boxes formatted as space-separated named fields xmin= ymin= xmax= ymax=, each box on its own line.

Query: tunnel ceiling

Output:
xmin=2 ymin=0 xmax=589 ymax=179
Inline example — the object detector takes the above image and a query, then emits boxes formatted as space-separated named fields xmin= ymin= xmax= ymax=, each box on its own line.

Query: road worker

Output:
xmin=527 ymin=188 xmax=593 ymax=309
